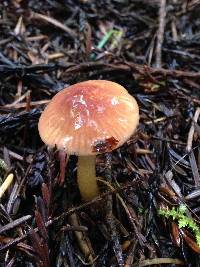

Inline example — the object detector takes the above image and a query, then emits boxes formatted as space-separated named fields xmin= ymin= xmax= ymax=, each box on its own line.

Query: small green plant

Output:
xmin=158 ymin=204 xmax=200 ymax=246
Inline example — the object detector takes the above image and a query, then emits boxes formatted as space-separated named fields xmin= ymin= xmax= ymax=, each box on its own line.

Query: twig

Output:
xmin=133 ymin=257 xmax=185 ymax=267
xmin=31 ymin=12 xmax=76 ymax=39
xmin=1 ymin=100 xmax=50 ymax=110
xmin=189 ymin=151 xmax=200 ymax=187
xmin=155 ymin=0 xmax=167 ymax=68
xmin=68 ymin=213 xmax=94 ymax=264
xmin=60 ymin=61 xmax=200 ymax=79
xmin=186 ymin=107 xmax=200 ymax=152
xmin=171 ymin=17 xmax=179 ymax=42
xmin=0 ymin=215 xmax=32 ymax=235
xmin=186 ymin=108 xmax=200 ymax=186
xmin=0 ymin=63 xmax=56 ymax=75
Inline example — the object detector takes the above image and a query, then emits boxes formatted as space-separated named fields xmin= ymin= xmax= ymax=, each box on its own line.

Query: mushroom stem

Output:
xmin=77 ymin=155 xmax=99 ymax=201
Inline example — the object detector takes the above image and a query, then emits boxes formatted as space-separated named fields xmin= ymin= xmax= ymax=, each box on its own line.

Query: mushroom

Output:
xmin=38 ymin=80 xmax=139 ymax=201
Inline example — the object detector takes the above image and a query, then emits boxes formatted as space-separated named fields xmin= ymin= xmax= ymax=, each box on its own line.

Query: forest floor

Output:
xmin=0 ymin=0 xmax=200 ymax=266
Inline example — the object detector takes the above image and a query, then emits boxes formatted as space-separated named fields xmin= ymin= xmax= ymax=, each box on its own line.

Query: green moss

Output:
xmin=158 ymin=204 xmax=200 ymax=247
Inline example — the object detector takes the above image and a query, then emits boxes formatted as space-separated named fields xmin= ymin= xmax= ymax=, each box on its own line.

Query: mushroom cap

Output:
xmin=38 ymin=80 xmax=139 ymax=155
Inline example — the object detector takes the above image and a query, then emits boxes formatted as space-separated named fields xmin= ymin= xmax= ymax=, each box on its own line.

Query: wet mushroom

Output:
xmin=38 ymin=80 xmax=139 ymax=201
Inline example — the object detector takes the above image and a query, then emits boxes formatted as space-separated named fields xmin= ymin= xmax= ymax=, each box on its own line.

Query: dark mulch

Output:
xmin=0 ymin=0 xmax=200 ymax=266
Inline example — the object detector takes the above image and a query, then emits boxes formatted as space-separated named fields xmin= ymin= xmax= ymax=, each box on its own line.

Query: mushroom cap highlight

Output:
xmin=38 ymin=80 xmax=139 ymax=155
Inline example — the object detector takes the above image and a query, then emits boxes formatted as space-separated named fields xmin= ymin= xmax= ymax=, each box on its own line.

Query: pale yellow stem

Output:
xmin=77 ymin=155 xmax=99 ymax=201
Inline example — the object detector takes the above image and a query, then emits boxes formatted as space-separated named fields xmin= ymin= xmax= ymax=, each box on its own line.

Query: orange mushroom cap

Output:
xmin=38 ymin=80 xmax=139 ymax=155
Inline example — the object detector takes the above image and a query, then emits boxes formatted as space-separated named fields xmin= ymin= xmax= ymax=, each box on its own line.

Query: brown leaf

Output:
xmin=171 ymin=222 xmax=181 ymax=247
xmin=42 ymin=183 xmax=50 ymax=212
xmin=35 ymin=210 xmax=48 ymax=240
xmin=180 ymin=229 xmax=200 ymax=254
